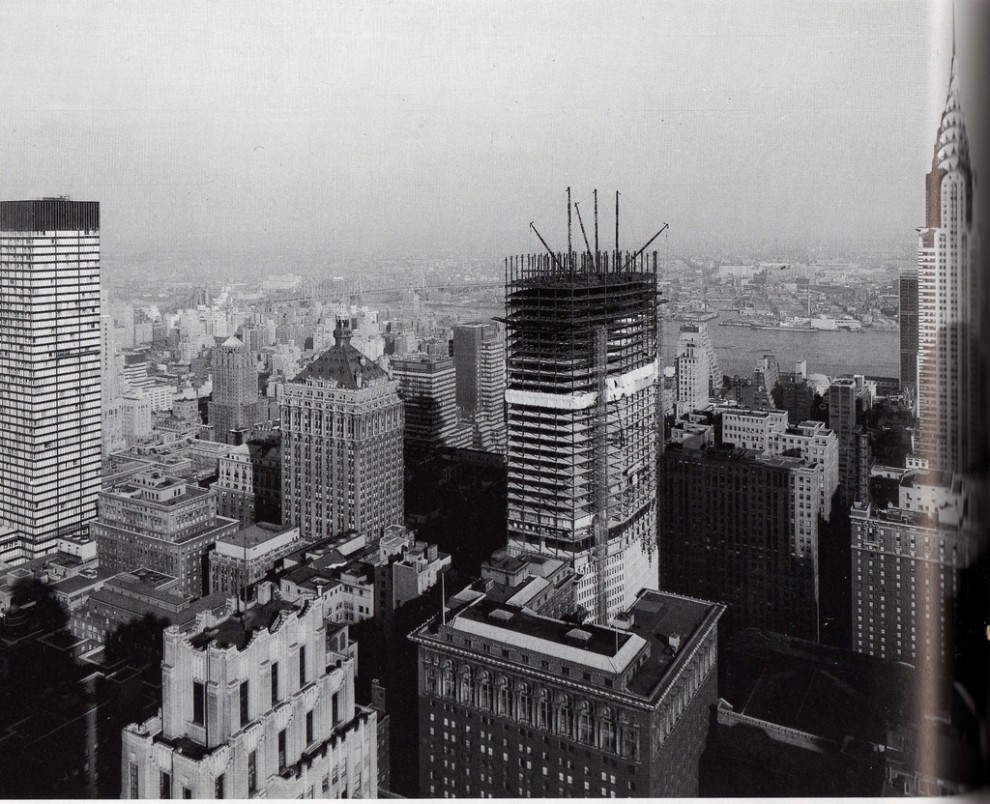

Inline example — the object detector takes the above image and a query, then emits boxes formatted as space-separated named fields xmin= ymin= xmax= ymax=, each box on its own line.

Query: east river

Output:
xmin=427 ymin=301 xmax=900 ymax=380
xmin=661 ymin=320 xmax=900 ymax=379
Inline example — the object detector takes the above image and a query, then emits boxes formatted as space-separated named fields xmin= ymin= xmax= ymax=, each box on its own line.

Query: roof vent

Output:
xmin=565 ymin=628 xmax=593 ymax=646
xmin=488 ymin=609 xmax=513 ymax=622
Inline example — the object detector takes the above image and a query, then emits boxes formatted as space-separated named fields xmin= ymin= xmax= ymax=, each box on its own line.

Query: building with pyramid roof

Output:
xmin=280 ymin=321 xmax=404 ymax=542
xmin=209 ymin=334 xmax=261 ymax=445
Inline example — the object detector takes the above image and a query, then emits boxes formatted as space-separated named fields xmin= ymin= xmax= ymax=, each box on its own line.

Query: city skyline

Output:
xmin=0 ymin=1 xmax=987 ymax=799
xmin=0 ymin=1 xmax=976 ymax=262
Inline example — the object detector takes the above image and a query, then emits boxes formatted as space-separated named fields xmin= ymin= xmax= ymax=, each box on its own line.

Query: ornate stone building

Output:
xmin=121 ymin=590 xmax=377 ymax=799
xmin=411 ymin=587 xmax=723 ymax=798
xmin=280 ymin=322 xmax=404 ymax=541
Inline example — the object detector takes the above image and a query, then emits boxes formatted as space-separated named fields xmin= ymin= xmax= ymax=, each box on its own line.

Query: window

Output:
xmin=300 ymin=645 xmax=307 ymax=686
xmin=160 ymin=771 xmax=172 ymax=799
xmin=129 ymin=763 xmax=139 ymax=798
xmin=306 ymin=710 xmax=314 ymax=745
xmin=193 ymin=681 xmax=205 ymax=725
xmin=271 ymin=662 xmax=279 ymax=706
xmin=332 ymin=691 xmax=340 ymax=725
xmin=278 ymin=728 xmax=287 ymax=770
xmin=215 ymin=774 xmax=225 ymax=799
xmin=240 ymin=681 xmax=250 ymax=726
xmin=248 ymin=750 xmax=258 ymax=794
xmin=182 ymin=788 xmax=192 ymax=799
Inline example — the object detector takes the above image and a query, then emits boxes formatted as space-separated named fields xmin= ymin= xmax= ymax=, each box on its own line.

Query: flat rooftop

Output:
xmin=423 ymin=588 xmax=721 ymax=704
xmin=219 ymin=521 xmax=295 ymax=549
xmin=623 ymin=591 xmax=719 ymax=698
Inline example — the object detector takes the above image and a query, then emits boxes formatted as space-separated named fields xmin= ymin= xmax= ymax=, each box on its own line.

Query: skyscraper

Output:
xmin=122 ymin=593 xmax=378 ymax=799
xmin=899 ymin=266 xmax=919 ymax=396
xmin=827 ymin=375 xmax=874 ymax=508
xmin=0 ymin=199 xmax=102 ymax=563
xmin=100 ymin=311 xmax=126 ymax=455
xmin=391 ymin=351 xmax=462 ymax=462
xmin=281 ymin=322 xmax=404 ymax=541
xmin=452 ymin=321 xmax=507 ymax=454
xmin=915 ymin=41 xmax=982 ymax=474
xmin=850 ymin=472 xmax=979 ymax=674
xmin=208 ymin=334 xmax=260 ymax=444
xmin=659 ymin=442 xmax=822 ymax=641
xmin=674 ymin=325 xmax=713 ymax=416
xmin=504 ymin=246 xmax=659 ymax=624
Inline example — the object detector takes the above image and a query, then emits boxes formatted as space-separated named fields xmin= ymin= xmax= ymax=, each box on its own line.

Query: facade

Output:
xmin=70 ymin=567 xmax=230 ymax=647
xmin=121 ymin=593 xmax=378 ymax=799
xmin=93 ymin=470 xmax=240 ymax=597
xmin=410 ymin=587 xmax=723 ymax=798
xmin=773 ymin=367 xmax=819 ymax=425
xmin=100 ymin=313 xmax=126 ymax=455
xmin=915 ymin=47 xmax=982 ymax=474
xmin=850 ymin=473 xmax=979 ymax=672
xmin=674 ymin=324 xmax=716 ymax=416
xmin=0 ymin=199 xmax=102 ymax=563
xmin=214 ymin=434 xmax=283 ymax=526
xmin=899 ymin=266 xmax=919 ymax=396
xmin=452 ymin=321 xmax=507 ymax=455
xmin=504 ymin=249 xmax=660 ymax=624
xmin=827 ymin=375 xmax=874 ymax=507
xmin=660 ymin=443 xmax=822 ymax=640
xmin=280 ymin=323 xmax=404 ymax=541
xmin=720 ymin=408 xmax=789 ymax=451
xmin=391 ymin=351 xmax=461 ymax=462
xmin=720 ymin=409 xmax=839 ymax=520
xmin=121 ymin=391 xmax=153 ymax=444
xmin=391 ymin=540 xmax=452 ymax=609
xmin=209 ymin=522 xmax=302 ymax=597
xmin=208 ymin=335 xmax=260 ymax=444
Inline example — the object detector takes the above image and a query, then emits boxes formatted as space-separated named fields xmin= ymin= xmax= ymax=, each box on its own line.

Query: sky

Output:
xmin=0 ymin=0 xmax=976 ymax=262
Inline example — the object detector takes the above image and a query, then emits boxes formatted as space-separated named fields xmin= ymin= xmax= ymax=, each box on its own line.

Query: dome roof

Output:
xmin=807 ymin=373 xmax=831 ymax=394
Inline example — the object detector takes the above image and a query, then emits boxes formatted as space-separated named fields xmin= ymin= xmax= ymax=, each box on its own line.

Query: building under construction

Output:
xmin=504 ymin=197 xmax=662 ymax=624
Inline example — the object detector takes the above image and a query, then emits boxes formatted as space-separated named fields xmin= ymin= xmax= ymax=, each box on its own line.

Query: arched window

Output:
xmin=496 ymin=678 xmax=510 ymax=717
xmin=441 ymin=662 xmax=455 ymax=699
xmin=577 ymin=701 xmax=593 ymax=744
xmin=425 ymin=667 xmax=439 ymax=695
xmin=478 ymin=673 xmax=493 ymax=711
xmin=536 ymin=690 xmax=550 ymax=730
xmin=556 ymin=695 xmax=573 ymax=738
xmin=600 ymin=708 xmax=616 ymax=752
xmin=620 ymin=721 xmax=640 ymax=761
xmin=459 ymin=667 xmax=474 ymax=706
xmin=516 ymin=682 xmax=532 ymax=724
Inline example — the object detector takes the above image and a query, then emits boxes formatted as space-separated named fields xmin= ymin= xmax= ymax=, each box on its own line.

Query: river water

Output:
xmin=436 ymin=302 xmax=899 ymax=379
xmin=662 ymin=320 xmax=900 ymax=379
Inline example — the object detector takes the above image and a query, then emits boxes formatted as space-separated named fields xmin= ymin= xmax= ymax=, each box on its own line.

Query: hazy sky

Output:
xmin=0 ymin=0 xmax=974 ymax=260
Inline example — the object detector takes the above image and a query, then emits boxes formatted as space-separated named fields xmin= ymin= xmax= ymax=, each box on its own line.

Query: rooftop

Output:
xmin=422 ymin=588 xmax=721 ymax=703
xmin=219 ymin=521 xmax=296 ymax=549
xmin=292 ymin=327 xmax=388 ymax=389
xmin=189 ymin=598 xmax=297 ymax=651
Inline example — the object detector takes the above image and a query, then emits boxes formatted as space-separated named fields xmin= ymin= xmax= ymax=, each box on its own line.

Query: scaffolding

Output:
xmin=504 ymin=238 xmax=661 ymax=621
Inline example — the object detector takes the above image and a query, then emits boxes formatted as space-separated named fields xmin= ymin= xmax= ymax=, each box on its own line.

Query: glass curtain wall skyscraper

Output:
xmin=0 ymin=199 xmax=102 ymax=563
